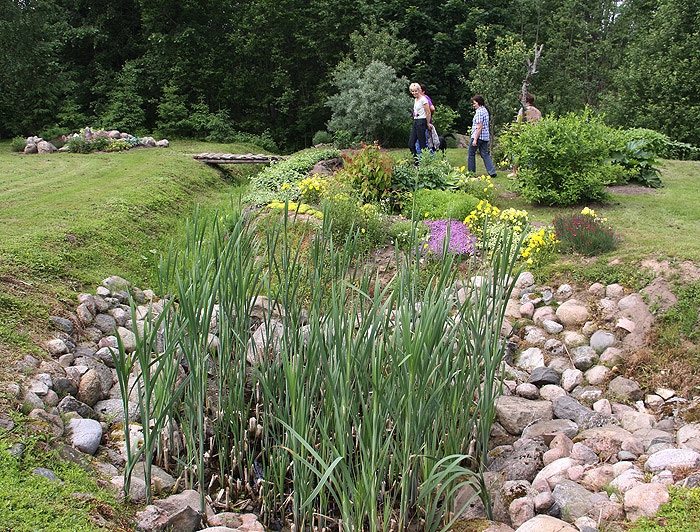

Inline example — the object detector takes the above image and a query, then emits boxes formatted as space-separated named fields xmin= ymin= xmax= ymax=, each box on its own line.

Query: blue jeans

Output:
xmin=409 ymin=119 xmax=428 ymax=157
xmin=468 ymin=139 xmax=497 ymax=176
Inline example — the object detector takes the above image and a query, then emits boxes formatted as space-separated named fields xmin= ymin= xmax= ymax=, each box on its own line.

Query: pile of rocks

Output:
xmin=7 ymin=272 xmax=700 ymax=532
xmin=21 ymin=127 xmax=169 ymax=154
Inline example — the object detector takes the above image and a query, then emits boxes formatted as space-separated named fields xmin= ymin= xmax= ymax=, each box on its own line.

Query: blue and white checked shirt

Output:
xmin=471 ymin=106 xmax=490 ymax=141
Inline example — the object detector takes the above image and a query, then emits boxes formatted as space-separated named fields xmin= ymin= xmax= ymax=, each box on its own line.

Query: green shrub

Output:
xmin=66 ymin=135 xmax=90 ymax=153
xmin=333 ymin=129 xmax=359 ymax=149
xmin=500 ymin=108 xmax=619 ymax=205
xmin=453 ymin=170 xmax=499 ymax=203
xmin=404 ymin=189 xmax=479 ymax=222
xmin=387 ymin=217 xmax=429 ymax=251
xmin=608 ymin=139 xmax=662 ymax=188
xmin=322 ymin=192 xmax=385 ymax=253
xmin=337 ymin=142 xmax=393 ymax=202
xmin=312 ymin=130 xmax=332 ymax=145
xmin=392 ymin=154 xmax=456 ymax=193
xmin=10 ymin=136 xmax=25 ymax=152
xmin=553 ymin=207 xmax=618 ymax=256
xmin=105 ymin=139 xmax=132 ymax=152
xmin=624 ymin=128 xmax=700 ymax=161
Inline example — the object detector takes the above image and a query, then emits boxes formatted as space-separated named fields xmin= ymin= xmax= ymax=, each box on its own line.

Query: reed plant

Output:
xmin=110 ymin=199 xmax=523 ymax=529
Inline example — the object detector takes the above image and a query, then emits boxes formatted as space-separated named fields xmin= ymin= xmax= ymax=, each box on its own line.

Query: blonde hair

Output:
xmin=409 ymin=82 xmax=421 ymax=92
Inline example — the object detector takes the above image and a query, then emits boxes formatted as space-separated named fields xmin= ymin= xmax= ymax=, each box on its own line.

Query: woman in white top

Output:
xmin=408 ymin=82 xmax=431 ymax=159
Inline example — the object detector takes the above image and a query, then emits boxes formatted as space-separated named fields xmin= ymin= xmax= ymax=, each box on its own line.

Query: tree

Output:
xmin=465 ymin=27 xmax=530 ymax=136
xmin=326 ymin=61 xmax=409 ymax=144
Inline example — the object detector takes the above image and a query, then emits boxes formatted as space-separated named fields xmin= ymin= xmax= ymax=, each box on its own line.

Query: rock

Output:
xmin=641 ymin=278 xmax=678 ymax=313
xmin=37 ymin=140 xmax=57 ymax=154
xmin=600 ymin=347 xmax=623 ymax=365
xmin=606 ymin=284 xmax=625 ymax=299
xmin=589 ymin=283 xmax=605 ymax=297
xmin=0 ymin=414 xmax=15 ymax=432
xmin=103 ymin=275 xmax=130 ymax=293
xmin=496 ymin=396 xmax=554 ymax=435
xmin=68 ymin=418 xmax=103 ymax=455
xmin=78 ymin=369 xmax=103 ymax=407
xmin=136 ymin=489 xmax=210 ymax=532
xmin=516 ymin=272 xmax=535 ymax=289
xmin=533 ymin=457 xmax=579 ymax=489
xmin=73 ymin=356 xmax=113 ymax=393
xmin=522 ymin=419 xmax=579 ymax=441
xmin=509 ymin=497 xmax=535 ymax=528
xmin=560 ymin=333 xmax=585 ymax=351
xmin=519 ymin=302 xmax=534 ymax=319
xmin=552 ymin=480 xmax=608 ymax=522
xmin=620 ymin=411 xmax=655 ymax=432
xmin=515 ymin=515 xmax=577 ymax=532
xmin=22 ymin=390 xmax=45 ymax=411
xmin=544 ymin=339 xmax=565 ymax=356
xmin=246 ymin=319 xmax=284 ymax=364
xmin=529 ymin=367 xmax=560 ymax=387
xmin=24 ymin=141 xmax=38 ymax=154
xmin=581 ymin=464 xmax=615 ymax=492
xmin=111 ymin=474 xmax=148 ymax=503
xmin=572 ymin=385 xmax=603 ymax=403
xmin=58 ymin=395 xmax=97 ymax=419
xmin=539 ymin=385 xmax=568 ymax=402
xmin=542 ymin=320 xmax=563 ymax=335
xmin=94 ymin=398 xmax=140 ymax=423
xmin=32 ymin=467 xmax=62 ymax=483
xmin=489 ymin=439 xmax=547 ymax=482
xmin=516 ymin=348 xmax=545 ymax=372
xmin=677 ymin=423 xmax=700 ymax=452
xmin=132 ymin=463 xmax=177 ymax=494
xmin=523 ymin=326 xmax=547 ymax=345
xmin=516 ymin=383 xmax=540 ymax=399
xmin=571 ymin=346 xmax=598 ymax=371
xmin=593 ymin=398 xmax=612 ymax=415
xmin=38 ymin=359 xmax=67 ymax=379
xmin=47 ymin=338 xmax=68 ymax=356
xmin=155 ymin=139 xmax=169 ymax=148
xmin=94 ymin=313 xmax=117 ymax=335
xmin=562 ymin=369 xmax=583 ymax=392
xmin=556 ymin=299 xmax=589 ymax=326
xmin=608 ymin=376 xmax=643 ymax=402
xmin=590 ymin=330 xmax=616 ymax=353
xmin=644 ymin=448 xmax=700 ymax=473
xmin=553 ymin=396 xmax=611 ymax=430
xmin=585 ymin=365 xmax=610 ymax=386
xmin=49 ymin=316 xmax=75 ymax=334
xmin=555 ymin=284 xmax=573 ymax=301
xmin=624 ymin=483 xmax=669 ymax=522
xmin=116 ymin=326 xmax=137 ymax=353
xmin=576 ymin=425 xmax=638 ymax=462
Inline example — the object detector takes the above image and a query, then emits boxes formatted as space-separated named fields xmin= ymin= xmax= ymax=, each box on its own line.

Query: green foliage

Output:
xmin=338 ymin=143 xmax=393 ymax=203
xmin=101 ymin=61 xmax=147 ymax=134
xmin=105 ymin=139 xmax=132 ymax=152
xmin=465 ymin=28 xmax=530 ymax=134
xmin=432 ymin=104 xmax=459 ymax=134
xmin=312 ymin=131 xmax=332 ymax=145
xmin=66 ymin=132 xmax=111 ymax=154
xmin=10 ymin=136 xmax=26 ymax=152
xmin=624 ymin=128 xmax=700 ymax=161
xmin=392 ymin=154 xmax=456 ymax=193
xmin=245 ymin=148 xmax=341 ymax=205
xmin=500 ymin=109 xmax=618 ymax=205
xmin=628 ymin=487 xmax=700 ymax=532
xmin=0 ymin=420 xmax=127 ymax=531
xmin=322 ymin=193 xmax=386 ymax=253
xmin=332 ymin=130 xmax=359 ymax=149
xmin=454 ymin=171 xmax=499 ymax=203
xmin=343 ymin=19 xmax=418 ymax=72
xmin=553 ymin=208 xmax=618 ymax=256
xmin=387 ymin=217 xmax=429 ymax=251
xmin=608 ymin=139 xmax=663 ymax=188
xmin=326 ymin=60 xmax=409 ymax=145
xmin=405 ymin=189 xmax=479 ymax=222
xmin=659 ymin=280 xmax=700 ymax=342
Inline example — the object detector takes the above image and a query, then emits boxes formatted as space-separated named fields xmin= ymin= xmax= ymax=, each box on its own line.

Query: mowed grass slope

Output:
xmin=0 ymin=140 xmax=261 ymax=366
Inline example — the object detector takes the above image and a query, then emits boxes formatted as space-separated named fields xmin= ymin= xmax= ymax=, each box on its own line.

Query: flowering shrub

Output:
xmin=387 ymin=218 xmax=429 ymax=252
xmin=453 ymin=168 xmax=498 ymax=202
xmin=105 ymin=139 xmax=132 ymax=152
xmin=391 ymin=154 xmax=456 ymax=192
xmin=297 ymin=174 xmax=328 ymax=204
xmin=266 ymin=200 xmax=323 ymax=219
xmin=245 ymin=147 xmax=340 ymax=205
xmin=421 ymin=219 xmax=476 ymax=257
xmin=553 ymin=207 xmax=618 ymax=256
xmin=520 ymin=227 xmax=559 ymax=266
xmin=322 ymin=191 xmax=385 ymax=253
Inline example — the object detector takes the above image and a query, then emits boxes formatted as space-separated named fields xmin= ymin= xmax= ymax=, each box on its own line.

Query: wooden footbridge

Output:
xmin=193 ymin=152 xmax=287 ymax=164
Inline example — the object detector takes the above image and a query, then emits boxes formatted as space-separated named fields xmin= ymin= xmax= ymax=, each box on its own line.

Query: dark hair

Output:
xmin=419 ymin=83 xmax=429 ymax=93
xmin=525 ymin=92 xmax=535 ymax=104
xmin=471 ymin=94 xmax=485 ymax=107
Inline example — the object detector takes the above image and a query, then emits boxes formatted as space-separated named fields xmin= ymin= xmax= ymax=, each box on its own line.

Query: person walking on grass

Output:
xmin=409 ymin=82 xmax=431 ymax=160
xmin=468 ymin=95 xmax=497 ymax=177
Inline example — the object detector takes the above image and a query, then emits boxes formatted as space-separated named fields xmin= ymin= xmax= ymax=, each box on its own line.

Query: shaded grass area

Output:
xmin=0 ymin=140 xmax=261 ymax=367
xmin=0 ymin=414 xmax=135 ymax=532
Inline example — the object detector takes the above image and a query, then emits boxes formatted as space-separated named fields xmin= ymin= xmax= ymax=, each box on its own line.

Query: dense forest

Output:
xmin=1 ymin=0 xmax=699 ymax=150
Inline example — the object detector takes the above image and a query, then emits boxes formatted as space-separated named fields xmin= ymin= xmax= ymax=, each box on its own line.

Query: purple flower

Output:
xmin=422 ymin=219 xmax=476 ymax=256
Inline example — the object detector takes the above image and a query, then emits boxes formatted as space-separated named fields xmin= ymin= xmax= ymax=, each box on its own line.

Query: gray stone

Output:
xmin=68 ymin=418 xmax=103 ymax=455
xmin=47 ymin=338 xmax=68 ymax=356
xmin=136 ymin=489 xmax=207 ymax=532
xmin=38 ymin=360 xmax=67 ymax=379
xmin=644 ymin=448 xmax=700 ymax=474
xmin=552 ymin=480 xmax=607 ymax=522
xmin=533 ymin=306 xmax=556 ymax=325
xmin=32 ymin=467 xmax=62 ymax=483
xmin=539 ymin=384 xmax=568 ymax=402
xmin=523 ymin=326 xmax=547 ymax=345
xmin=571 ymin=386 xmax=603 ymax=403
xmin=589 ymin=283 xmax=605 ymax=297
xmin=608 ymin=376 xmax=643 ymax=402
xmin=78 ymin=369 xmax=103 ymax=407
xmin=102 ymin=275 xmax=130 ymax=293
xmin=94 ymin=398 xmax=141 ymax=423
xmin=600 ymin=346 xmax=623 ymax=365
xmin=516 ymin=383 xmax=540 ymax=399
xmin=562 ymin=330 xmax=586 ymax=347
xmin=94 ymin=346 xmax=117 ymax=368
xmin=132 ymin=462 xmax=177 ymax=494
xmin=544 ymin=338 xmax=565 ymax=356
xmin=73 ymin=356 xmax=113 ymax=393
xmin=49 ymin=316 xmax=74 ymax=334
xmin=495 ymin=396 xmax=553 ymax=436
xmin=116 ymin=326 xmax=137 ymax=353
xmin=606 ymin=284 xmax=625 ymax=299
xmin=542 ymin=320 xmax=563 ymax=335
xmin=515 ymin=515 xmax=577 ymax=532
xmin=585 ymin=365 xmax=610 ymax=386
xmin=590 ymin=330 xmax=616 ymax=353
xmin=93 ymin=313 xmax=117 ymax=335
xmin=555 ymin=284 xmax=573 ymax=301
xmin=58 ymin=395 xmax=97 ymax=419
xmin=36 ymin=140 xmax=57 ymax=154
xmin=529 ymin=367 xmax=560 ymax=387
xmin=521 ymin=419 xmax=579 ymax=441
xmin=552 ymin=396 xmax=612 ymax=430
xmin=561 ymin=368 xmax=583 ymax=392
xmin=22 ymin=390 xmax=45 ymax=411
xmin=571 ymin=345 xmax=598 ymax=371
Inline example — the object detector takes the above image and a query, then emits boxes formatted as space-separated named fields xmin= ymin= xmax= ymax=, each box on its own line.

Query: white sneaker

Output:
xmin=507 ymin=172 xmax=516 ymax=178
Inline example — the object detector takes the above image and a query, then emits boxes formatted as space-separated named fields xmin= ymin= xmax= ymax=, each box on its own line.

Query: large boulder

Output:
xmin=495 ymin=396 xmax=554 ymax=436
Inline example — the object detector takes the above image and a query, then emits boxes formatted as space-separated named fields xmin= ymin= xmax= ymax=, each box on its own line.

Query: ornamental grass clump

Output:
xmin=553 ymin=207 xmax=618 ymax=256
